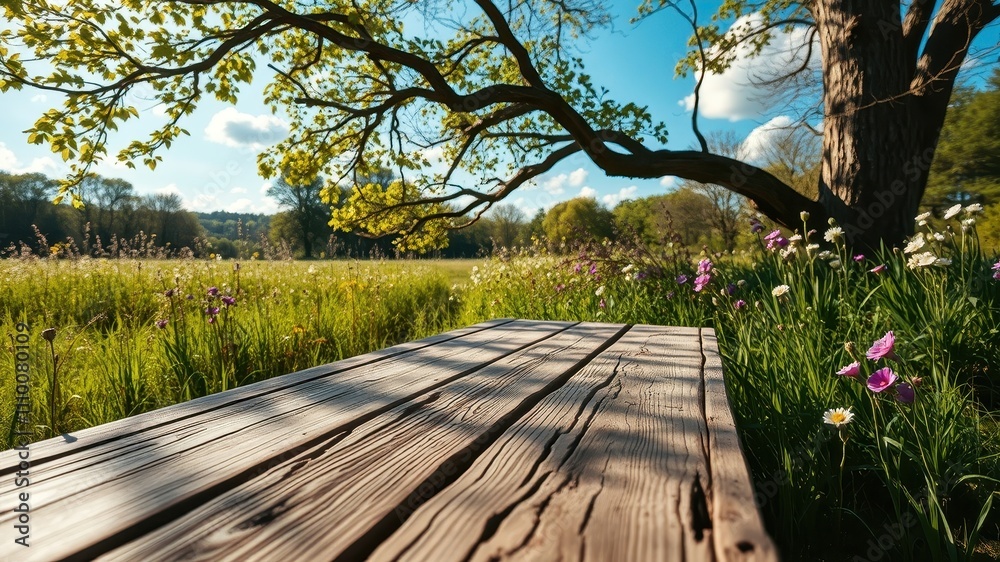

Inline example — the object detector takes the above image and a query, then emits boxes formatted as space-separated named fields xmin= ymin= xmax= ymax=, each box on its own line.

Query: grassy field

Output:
xmin=3 ymin=218 xmax=999 ymax=560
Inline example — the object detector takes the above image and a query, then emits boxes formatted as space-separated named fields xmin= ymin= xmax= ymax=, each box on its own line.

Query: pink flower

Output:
xmin=836 ymin=361 xmax=861 ymax=377
xmin=697 ymin=259 xmax=713 ymax=274
xmin=895 ymin=383 xmax=915 ymax=403
xmin=993 ymin=261 xmax=1000 ymax=280
xmin=155 ymin=319 xmax=168 ymax=329
xmin=867 ymin=367 xmax=898 ymax=393
xmin=676 ymin=274 xmax=689 ymax=285
xmin=866 ymin=331 xmax=899 ymax=361
xmin=870 ymin=264 xmax=887 ymax=275
xmin=693 ymin=273 xmax=711 ymax=292
xmin=598 ymin=298 xmax=606 ymax=309
xmin=853 ymin=254 xmax=865 ymax=262
xmin=221 ymin=296 xmax=237 ymax=307
xmin=734 ymin=299 xmax=747 ymax=310
xmin=207 ymin=286 xmax=219 ymax=297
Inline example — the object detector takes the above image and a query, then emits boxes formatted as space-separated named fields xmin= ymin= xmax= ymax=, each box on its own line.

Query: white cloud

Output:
xmin=30 ymin=94 xmax=47 ymax=103
xmin=601 ymin=186 xmax=638 ymax=207
xmin=660 ymin=176 xmax=679 ymax=189
xmin=205 ymin=108 xmax=288 ymax=150
xmin=681 ymin=14 xmax=819 ymax=121
xmin=0 ymin=143 xmax=59 ymax=174
xmin=741 ymin=115 xmax=796 ymax=163
xmin=568 ymin=168 xmax=588 ymax=187
xmin=228 ymin=197 xmax=280 ymax=214
xmin=183 ymin=193 xmax=221 ymax=212
xmin=156 ymin=183 xmax=182 ymax=196
xmin=259 ymin=181 xmax=273 ymax=195
xmin=578 ymin=186 xmax=597 ymax=199
xmin=542 ymin=174 xmax=567 ymax=194
xmin=230 ymin=187 xmax=247 ymax=194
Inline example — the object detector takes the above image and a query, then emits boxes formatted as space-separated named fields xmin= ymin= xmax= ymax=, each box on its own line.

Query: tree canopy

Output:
xmin=1 ymin=0 xmax=998 ymax=249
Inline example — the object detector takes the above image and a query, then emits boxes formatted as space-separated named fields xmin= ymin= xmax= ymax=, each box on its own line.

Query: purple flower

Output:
xmin=764 ymin=229 xmax=782 ymax=242
xmin=993 ymin=261 xmax=1000 ymax=280
xmin=635 ymin=271 xmax=648 ymax=281
xmin=186 ymin=294 xmax=194 ymax=301
xmin=697 ymin=259 xmax=713 ymax=274
xmin=733 ymin=299 xmax=746 ymax=310
xmin=206 ymin=306 xmax=220 ymax=317
xmin=836 ymin=361 xmax=861 ymax=377
xmin=164 ymin=288 xmax=175 ymax=298
xmin=853 ymin=254 xmax=865 ymax=262
xmin=221 ymin=296 xmax=236 ymax=307
xmin=598 ymin=298 xmax=606 ymax=309
xmin=750 ymin=219 xmax=765 ymax=233
xmin=207 ymin=286 xmax=219 ymax=297
xmin=764 ymin=230 xmax=789 ymax=250
xmin=895 ymin=383 xmax=915 ymax=404
xmin=867 ymin=367 xmax=898 ymax=393
xmin=870 ymin=264 xmax=887 ymax=275
xmin=726 ymin=283 xmax=737 ymax=295
xmin=573 ymin=263 xmax=582 ymax=273
xmin=693 ymin=273 xmax=711 ymax=292
xmin=676 ymin=274 xmax=688 ymax=285
xmin=867 ymin=331 xmax=899 ymax=361
xmin=589 ymin=263 xmax=598 ymax=275
xmin=155 ymin=319 xmax=168 ymax=329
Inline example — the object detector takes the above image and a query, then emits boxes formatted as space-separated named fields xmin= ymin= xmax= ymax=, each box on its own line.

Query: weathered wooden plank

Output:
xmin=0 ymin=320 xmax=568 ymax=562
xmin=701 ymin=328 xmax=778 ymax=561
xmin=368 ymin=324 xmax=714 ymax=562
xmin=94 ymin=323 xmax=628 ymax=562
xmin=0 ymin=318 xmax=514 ymax=472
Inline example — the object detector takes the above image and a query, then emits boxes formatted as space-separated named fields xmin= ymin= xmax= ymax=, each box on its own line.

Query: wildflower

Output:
xmin=750 ymin=219 xmax=765 ymax=233
xmin=676 ymin=274 xmax=689 ymax=285
xmin=206 ymin=306 xmax=220 ymax=317
xmin=915 ymin=211 xmax=932 ymax=222
xmin=694 ymin=274 xmax=712 ymax=292
xmin=907 ymin=252 xmax=939 ymax=269
xmin=780 ymin=246 xmax=797 ymax=259
xmin=844 ymin=341 xmax=857 ymax=356
xmin=622 ymin=264 xmax=635 ymax=274
xmin=155 ymin=319 xmax=168 ymax=329
xmin=164 ymin=288 xmax=176 ymax=298
xmin=836 ymin=362 xmax=861 ymax=377
xmin=726 ymin=283 xmax=737 ymax=295
xmin=771 ymin=284 xmax=790 ymax=298
xmin=635 ymin=271 xmax=648 ymax=281
xmin=595 ymin=285 xmax=606 ymax=297
xmin=829 ymin=259 xmax=842 ymax=269
xmin=788 ymin=234 xmax=803 ymax=244
xmin=895 ymin=383 xmax=915 ymax=404
xmin=221 ymin=296 xmax=237 ymax=307
xmin=666 ymin=291 xmax=675 ymax=300
xmin=867 ymin=331 xmax=899 ymax=361
xmin=807 ymin=243 xmax=820 ymax=253
xmin=734 ymin=299 xmax=747 ymax=310
xmin=870 ymin=264 xmax=887 ymax=274
xmin=555 ymin=283 xmax=565 ymax=293
xmin=903 ymin=233 xmax=925 ymax=254
xmin=818 ymin=250 xmax=834 ymax=259
xmin=41 ymin=328 xmax=56 ymax=342
xmin=961 ymin=218 xmax=976 ymax=230
xmin=943 ymin=204 xmax=963 ymax=219
xmin=934 ymin=257 xmax=952 ymax=267
xmin=823 ymin=407 xmax=854 ymax=428
xmin=207 ymin=286 xmax=220 ymax=297
xmin=573 ymin=263 xmax=582 ymax=273
xmin=932 ymin=232 xmax=946 ymax=242
xmin=965 ymin=203 xmax=983 ymax=215
xmin=208 ymin=317 xmax=217 ymax=325
xmin=867 ymin=367 xmax=898 ymax=392
xmin=598 ymin=298 xmax=606 ymax=309
xmin=697 ymin=259 xmax=713 ymax=274
xmin=589 ymin=263 xmax=598 ymax=275
xmin=824 ymin=227 xmax=844 ymax=243
xmin=853 ymin=254 xmax=865 ymax=262
xmin=800 ymin=211 xmax=810 ymax=222
xmin=993 ymin=261 xmax=1000 ymax=280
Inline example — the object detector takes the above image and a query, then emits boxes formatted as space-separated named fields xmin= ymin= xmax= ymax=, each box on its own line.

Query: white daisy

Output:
xmin=823 ymin=407 xmax=854 ymax=428
xmin=903 ymin=233 xmax=925 ymax=254
xmin=943 ymin=204 xmax=962 ymax=220
xmin=771 ymin=284 xmax=791 ymax=298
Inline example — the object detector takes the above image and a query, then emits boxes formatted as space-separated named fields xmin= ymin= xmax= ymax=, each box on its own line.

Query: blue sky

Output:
xmin=0 ymin=1 xmax=996 ymax=218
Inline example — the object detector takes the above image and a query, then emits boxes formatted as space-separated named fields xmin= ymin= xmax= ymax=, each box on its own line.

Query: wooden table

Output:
xmin=1 ymin=319 xmax=776 ymax=561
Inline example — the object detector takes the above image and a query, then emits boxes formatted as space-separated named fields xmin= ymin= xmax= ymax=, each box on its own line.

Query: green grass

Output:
xmin=2 ymin=222 xmax=998 ymax=560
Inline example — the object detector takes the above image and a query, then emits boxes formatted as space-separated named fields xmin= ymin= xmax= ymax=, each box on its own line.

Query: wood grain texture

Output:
xmin=0 ymin=320 xmax=565 ymax=562
xmin=94 ymin=323 xmax=627 ymax=562
xmin=370 ymin=324 xmax=716 ymax=562
xmin=701 ymin=328 xmax=778 ymax=562
xmin=0 ymin=318 xmax=514 ymax=474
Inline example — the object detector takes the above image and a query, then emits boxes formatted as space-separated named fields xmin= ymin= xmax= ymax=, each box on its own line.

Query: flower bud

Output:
xmin=800 ymin=211 xmax=810 ymax=222
xmin=41 ymin=328 xmax=57 ymax=342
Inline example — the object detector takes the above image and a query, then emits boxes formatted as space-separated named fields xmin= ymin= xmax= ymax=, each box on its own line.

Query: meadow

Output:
xmin=3 ymin=210 xmax=1000 ymax=560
